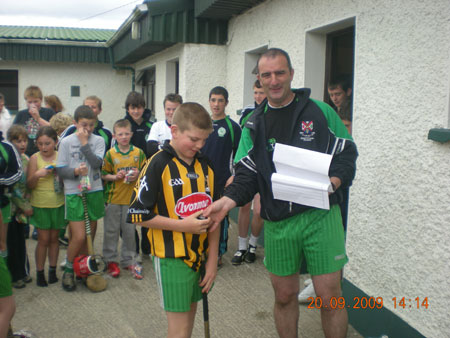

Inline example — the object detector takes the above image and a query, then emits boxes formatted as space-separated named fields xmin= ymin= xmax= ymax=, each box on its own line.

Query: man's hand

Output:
xmin=203 ymin=196 xmax=236 ymax=233
xmin=76 ymin=128 xmax=89 ymax=146
xmin=329 ymin=176 xmax=342 ymax=195
xmin=180 ymin=210 xmax=212 ymax=234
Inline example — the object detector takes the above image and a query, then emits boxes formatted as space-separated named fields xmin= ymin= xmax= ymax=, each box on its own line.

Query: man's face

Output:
xmin=253 ymin=86 xmax=266 ymax=106
xmin=257 ymin=55 xmax=294 ymax=107
xmin=328 ymin=86 xmax=351 ymax=109
xmin=74 ymin=118 xmax=96 ymax=136
xmin=164 ymin=101 xmax=180 ymax=125
xmin=84 ymin=99 xmax=101 ymax=117
xmin=26 ymin=97 xmax=42 ymax=111
xmin=209 ymin=94 xmax=227 ymax=119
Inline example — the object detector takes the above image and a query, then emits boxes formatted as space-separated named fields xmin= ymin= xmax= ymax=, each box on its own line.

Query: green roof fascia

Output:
xmin=195 ymin=0 xmax=265 ymax=20
xmin=0 ymin=43 xmax=111 ymax=64
xmin=428 ymin=128 xmax=450 ymax=143
xmin=110 ymin=0 xmax=227 ymax=65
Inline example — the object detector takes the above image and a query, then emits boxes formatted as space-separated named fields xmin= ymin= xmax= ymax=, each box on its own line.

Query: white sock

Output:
xmin=238 ymin=236 xmax=248 ymax=251
xmin=249 ymin=234 xmax=259 ymax=247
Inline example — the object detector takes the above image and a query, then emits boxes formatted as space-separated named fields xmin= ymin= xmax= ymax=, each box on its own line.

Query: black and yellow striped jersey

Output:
xmin=127 ymin=143 xmax=218 ymax=271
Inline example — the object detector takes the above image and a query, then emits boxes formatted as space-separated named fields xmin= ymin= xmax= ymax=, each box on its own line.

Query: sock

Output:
xmin=36 ymin=270 xmax=48 ymax=287
xmin=65 ymin=261 xmax=74 ymax=273
xmin=238 ymin=236 xmax=248 ymax=251
xmin=249 ymin=234 xmax=259 ymax=248
xmin=48 ymin=266 xmax=58 ymax=284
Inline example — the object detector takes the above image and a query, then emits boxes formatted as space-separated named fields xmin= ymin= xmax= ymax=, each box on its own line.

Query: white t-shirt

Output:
xmin=147 ymin=120 xmax=171 ymax=148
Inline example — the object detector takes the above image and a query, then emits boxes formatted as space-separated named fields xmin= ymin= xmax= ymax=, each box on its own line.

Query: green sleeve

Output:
xmin=311 ymin=99 xmax=353 ymax=141
xmin=101 ymin=151 xmax=114 ymax=176
xmin=234 ymin=127 xmax=254 ymax=164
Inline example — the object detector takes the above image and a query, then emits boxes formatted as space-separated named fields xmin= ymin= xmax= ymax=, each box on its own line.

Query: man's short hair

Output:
xmin=24 ymin=85 xmax=43 ymax=100
xmin=7 ymin=124 xmax=28 ymax=142
xmin=125 ymin=91 xmax=146 ymax=109
xmin=254 ymin=80 xmax=262 ymax=89
xmin=164 ymin=93 xmax=183 ymax=107
xmin=113 ymin=118 xmax=132 ymax=133
xmin=74 ymin=105 xmax=96 ymax=122
xmin=172 ymin=102 xmax=213 ymax=133
xmin=328 ymin=75 xmax=352 ymax=92
xmin=209 ymin=86 xmax=229 ymax=102
xmin=84 ymin=95 xmax=102 ymax=110
xmin=50 ymin=113 xmax=73 ymax=135
xmin=257 ymin=48 xmax=293 ymax=73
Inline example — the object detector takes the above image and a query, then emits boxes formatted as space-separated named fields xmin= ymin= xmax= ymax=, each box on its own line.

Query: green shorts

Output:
xmin=0 ymin=203 xmax=11 ymax=224
xmin=65 ymin=191 xmax=105 ymax=222
xmin=264 ymin=205 xmax=348 ymax=277
xmin=31 ymin=205 xmax=65 ymax=230
xmin=153 ymin=256 xmax=202 ymax=312
xmin=0 ymin=256 xmax=12 ymax=298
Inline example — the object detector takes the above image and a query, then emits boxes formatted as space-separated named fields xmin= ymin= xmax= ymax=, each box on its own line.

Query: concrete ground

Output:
xmin=11 ymin=219 xmax=362 ymax=338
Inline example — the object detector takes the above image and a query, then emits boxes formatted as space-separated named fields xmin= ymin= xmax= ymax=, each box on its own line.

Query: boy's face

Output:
xmin=253 ymin=86 xmax=266 ymax=105
xmin=171 ymin=124 xmax=211 ymax=163
xmin=0 ymin=99 xmax=4 ymax=111
xmin=164 ymin=101 xmax=181 ymax=125
xmin=328 ymin=85 xmax=352 ymax=109
xmin=74 ymin=118 xmax=96 ymax=137
xmin=11 ymin=136 xmax=28 ymax=155
xmin=84 ymin=99 xmax=101 ymax=117
xmin=114 ymin=126 xmax=133 ymax=148
xmin=209 ymin=94 xmax=227 ymax=119
xmin=26 ymin=97 xmax=42 ymax=111
xmin=127 ymin=105 xmax=145 ymax=123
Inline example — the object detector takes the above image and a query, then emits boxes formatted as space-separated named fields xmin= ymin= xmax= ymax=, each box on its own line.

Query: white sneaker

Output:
xmin=303 ymin=278 xmax=312 ymax=287
xmin=60 ymin=255 xmax=67 ymax=269
xmin=298 ymin=283 xmax=316 ymax=303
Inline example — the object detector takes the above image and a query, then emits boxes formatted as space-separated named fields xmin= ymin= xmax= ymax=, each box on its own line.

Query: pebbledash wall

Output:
xmin=1 ymin=61 xmax=132 ymax=129
xmin=132 ymin=0 xmax=450 ymax=337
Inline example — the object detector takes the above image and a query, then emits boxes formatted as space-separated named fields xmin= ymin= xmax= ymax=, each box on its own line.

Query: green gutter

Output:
xmin=108 ymin=47 xmax=135 ymax=91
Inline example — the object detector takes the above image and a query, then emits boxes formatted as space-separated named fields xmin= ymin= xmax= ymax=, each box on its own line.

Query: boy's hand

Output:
xmin=128 ymin=168 xmax=139 ymax=182
xmin=23 ymin=209 xmax=33 ymax=217
xmin=116 ymin=170 xmax=126 ymax=180
xmin=199 ymin=256 xmax=218 ymax=294
xmin=29 ymin=104 xmax=41 ymax=121
xmin=76 ymin=128 xmax=89 ymax=146
xmin=181 ymin=210 xmax=212 ymax=234
xmin=78 ymin=162 xmax=88 ymax=176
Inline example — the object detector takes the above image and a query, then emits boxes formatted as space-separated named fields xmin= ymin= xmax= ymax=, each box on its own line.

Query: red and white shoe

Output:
xmin=107 ymin=262 xmax=120 ymax=278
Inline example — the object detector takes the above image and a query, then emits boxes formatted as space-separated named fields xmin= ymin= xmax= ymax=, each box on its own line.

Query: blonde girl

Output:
xmin=27 ymin=126 xmax=64 ymax=287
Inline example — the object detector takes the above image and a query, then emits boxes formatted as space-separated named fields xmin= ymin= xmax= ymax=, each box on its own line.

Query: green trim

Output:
xmin=343 ymin=279 xmax=425 ymax=338
xmin=98 ymin=128 xmax=110 ymax=146
xmin=0 ymin=143 xmax=9 ymax=163
xmin=224 ymin=116 xmax=235 ymax=146
xmin=311 ymin=98 xmax=353 ymax=141
xmin=427 ymin=128 xmax=450 ymax=143
xmin=114 ymin=143 xmax=134 ymax=156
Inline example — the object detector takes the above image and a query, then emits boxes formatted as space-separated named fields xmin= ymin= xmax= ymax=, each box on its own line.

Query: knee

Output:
xmin=274 ymin=286 xmax=299 ymax=305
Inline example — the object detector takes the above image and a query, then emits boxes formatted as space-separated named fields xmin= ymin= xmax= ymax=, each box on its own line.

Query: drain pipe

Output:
xmin=108 ymin=47 xmax=135 ymax=91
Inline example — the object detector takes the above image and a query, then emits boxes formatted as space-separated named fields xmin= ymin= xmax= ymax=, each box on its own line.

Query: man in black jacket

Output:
xmin=205 ymin=48 xmax=357 ymax=338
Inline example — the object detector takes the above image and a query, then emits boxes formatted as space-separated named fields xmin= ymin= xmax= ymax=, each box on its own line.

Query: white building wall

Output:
xmin=222 ymin=0 xmax=450 ymax=337
xmin=0 ymin=61 xmax=132 ymax=129
xmin=135 ymin=43 xmax=227 ymax=122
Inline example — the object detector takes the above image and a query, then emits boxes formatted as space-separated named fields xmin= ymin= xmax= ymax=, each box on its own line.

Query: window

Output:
xmin=139 ymin=67 xmax=156 ymax=114
xmin=166 ymin=59 xmax=179 ymax=94
xmin=243 ymin=45 xmax=268 ymax=108
xmin=0 ymin=70 xmax=19 ymax=114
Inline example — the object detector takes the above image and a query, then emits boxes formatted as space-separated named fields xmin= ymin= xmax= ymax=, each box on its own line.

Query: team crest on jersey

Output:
xmin=134 ymin=156 xmax=139 ymax=162
xmin=299 ymin=121 xmax=315 ymax=141
xmin=114 ymin=158 xmax=120 ymax=164
xmin=218 ymin=127 xmax=227 ymax=137
xmin=175 ymin=193 xmax=212 ymax=218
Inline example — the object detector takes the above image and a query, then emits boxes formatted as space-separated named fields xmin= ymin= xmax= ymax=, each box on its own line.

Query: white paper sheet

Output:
xmin=271 ymin=143 xmax=332 ymax=210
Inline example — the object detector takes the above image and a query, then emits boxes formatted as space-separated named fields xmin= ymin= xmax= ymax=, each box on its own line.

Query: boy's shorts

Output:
xmin=0 ymin=256 xmax=12 ymax=298
xmin=264 ymin=204 xmax=348 ymax=277
xmin=0 ymin=203 xmax=11 ymax=224
xmin=31 ymin=205 xmax=65 ymax=230
xmin=153 ymin=256 xmax=202 ymax=312
xmin=65 ymin=191 xmax=105 ymax=222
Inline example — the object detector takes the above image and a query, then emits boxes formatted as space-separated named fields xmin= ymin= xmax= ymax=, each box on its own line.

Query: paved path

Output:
xmin=11 ymin=219 xmax=362 ymax=338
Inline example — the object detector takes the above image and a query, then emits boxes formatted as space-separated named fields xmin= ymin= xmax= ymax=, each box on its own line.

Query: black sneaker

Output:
xmin=58 ymin=237 xmax=69 ymax=246
xmin=62 ymin=271 xmax=76 ymax=291
xmin=244 ymin=245 xmax=257 ymax=263
xmin=231 ymin=250 xmax=247 ymax=265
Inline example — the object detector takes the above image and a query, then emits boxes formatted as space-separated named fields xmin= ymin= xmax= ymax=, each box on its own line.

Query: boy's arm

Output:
xmin=138 ymin=211 xmax=211 ymax=234
xmin=0 ymin=142 xmax=22 ymax=186
xmin=199 ymin=223 xmax=220 ymax=293
xmin=56 ymin=139 xmax=84 ymax=179
xmin=101 ymin=151 xmax=125 ymax=182
xmin=79 ymin=137 xmax=104 ymax=169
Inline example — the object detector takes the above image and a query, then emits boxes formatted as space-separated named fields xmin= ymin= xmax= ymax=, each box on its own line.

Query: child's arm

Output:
xmin=27 ymin=154 xmax=52 ymax=190
xmin=0 ymin=142 xmax=22 ymax=187
xmin=199 ymin=224 xmax=220 ymax=293
xmin=138 ymin=210 xmax=211 ymax=234
xmin=56 ymin=138 xmax=88 ymax=179
xmin=78 ymin=137 xmax=103 ymax=169
xmin=10 ymin=184 xmax=33 ymax=216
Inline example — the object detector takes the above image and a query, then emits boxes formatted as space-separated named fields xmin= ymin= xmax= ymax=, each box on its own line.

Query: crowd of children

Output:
xmin=0 ymin=83 xmax=263 ymax=338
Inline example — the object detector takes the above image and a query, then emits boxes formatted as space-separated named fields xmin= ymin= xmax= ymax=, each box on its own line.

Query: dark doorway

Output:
xmin=0 ymin=70 xmax=19 ymax=114
xmin=324 ymin=26 xmax=355 ymax=107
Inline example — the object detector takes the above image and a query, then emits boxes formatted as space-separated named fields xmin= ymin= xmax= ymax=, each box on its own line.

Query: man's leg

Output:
xmin=166 ymin=302 xmax=198 ymax=338
xmin=269 ymin=272 xmax=300 ymax=338
xmin=312 ymin=271 xmax=348 ymax=338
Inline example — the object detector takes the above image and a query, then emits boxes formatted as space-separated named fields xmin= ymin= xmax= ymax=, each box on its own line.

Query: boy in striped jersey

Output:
xmin=127 ymin=102 xmax=219 ymax=338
